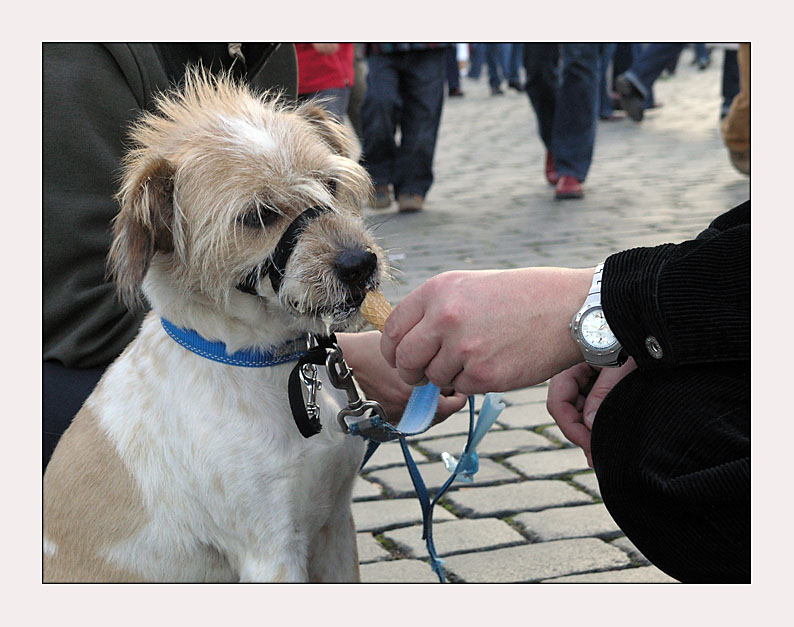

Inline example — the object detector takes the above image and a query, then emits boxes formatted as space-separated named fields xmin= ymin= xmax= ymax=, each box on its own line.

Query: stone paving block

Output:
xmin=365 ymin=458 xmax=520 ymax=497
xmin=610 ymin=536 xmax=652 ymax=565
xmin=512 ymin=503 xmax=622 ymax=541
xmin=352 ymin=498 xmax=456 ymax=532
xmin=443 ymin=538 xmax=631 ymax=583
xmin=540 ymin=424 xmax=576 ymax=448
xmin=382 ymin=518 xmax=527 ymax=558
xmin=352 ymin=476 xmax=382 ymax=501
xmin=360 ymin=440 xmax=424 ymax=470
xmin=416 ymin=429 xmax=555 ymax=459
xmin=360 ymin=559 xmax=440 ymax=583
xmin=542 ymin=565 xmax=679 ymax=583
xmin=444 ymin=480 xmax=593 ymax=517
xmin=496 ymin=403 xmax=555 ymax=429
xmin=501 ymin=385 xmax=549 ymax=406
xmin=571 ymin=472 xmax=601 ymax=498
xmin=505 ymin=448 xmax=591 ymax=478
xmin=410 ymin=408 xmax=494 ymax=439
xmin=356 ymin=533 xmax=392 ymax=563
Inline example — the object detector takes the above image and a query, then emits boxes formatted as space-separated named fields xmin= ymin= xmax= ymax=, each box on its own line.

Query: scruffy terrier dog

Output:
xmin=43 ymin=69 xmax=387 ymax=582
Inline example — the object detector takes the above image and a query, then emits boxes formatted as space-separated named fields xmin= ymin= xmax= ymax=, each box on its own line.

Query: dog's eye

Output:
xmin=325 ymin=179 xmax=337 ymax=196
xmin=238 ymin=205 xmax=279 ymax=229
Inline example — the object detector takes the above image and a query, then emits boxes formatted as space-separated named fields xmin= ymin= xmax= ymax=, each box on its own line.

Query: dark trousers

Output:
xmin=622 ymin=43 xmax=686 ymax=100
xmin=591 ymin=363 xmax=750 ymax=583
xmin=721 ymin=48 xmax=740 ymax=118
xmin=445 ymin=46 xmax=460 ymax=93
xmin=523 ymin=43 xmax=601 ymax=182
xmin=43 ymin=361 xmax=105 ymax=473
xmin=361 ymin=49 xmax=446 ymax=198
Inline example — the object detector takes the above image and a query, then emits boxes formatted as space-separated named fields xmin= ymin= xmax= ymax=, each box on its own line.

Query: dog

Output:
xmin=43 ymin=68 xmax=387 ymax=582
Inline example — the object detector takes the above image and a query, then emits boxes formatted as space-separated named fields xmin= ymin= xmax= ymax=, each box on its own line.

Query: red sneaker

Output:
xmin=545 ymin=152 xmax=559 ymax=186
xmin=555 ymin=175 xmax=584 ymax=199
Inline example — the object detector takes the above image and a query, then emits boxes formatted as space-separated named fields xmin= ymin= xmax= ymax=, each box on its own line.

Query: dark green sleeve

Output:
xmin=43 ymin=43 xmax=156 ymax=368
xmin=602 ymin=201 xmax=750 ymax=369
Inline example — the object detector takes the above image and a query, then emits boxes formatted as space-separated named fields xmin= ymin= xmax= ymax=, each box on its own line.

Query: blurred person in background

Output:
xmin=360 ymin=43 xmax=449 ymax=213
xmin=296 ymin=42 xmax=355 ymax=120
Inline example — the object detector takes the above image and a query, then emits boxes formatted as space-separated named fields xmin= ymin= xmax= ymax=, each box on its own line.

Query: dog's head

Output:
xmin=109 ymin=68 xmax=387 ymax=343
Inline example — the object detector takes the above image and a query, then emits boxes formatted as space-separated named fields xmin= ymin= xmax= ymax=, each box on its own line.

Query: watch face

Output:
xmin=580 ymin=308 xmax=619 ymax=351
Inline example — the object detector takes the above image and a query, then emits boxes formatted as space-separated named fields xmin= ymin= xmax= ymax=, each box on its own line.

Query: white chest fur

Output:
xmin=90 ymin=315 xmax=364 ymax=582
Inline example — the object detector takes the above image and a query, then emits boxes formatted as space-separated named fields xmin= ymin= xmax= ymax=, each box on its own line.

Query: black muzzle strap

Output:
xmin=237 ymin=204 xmax=333 ymax=296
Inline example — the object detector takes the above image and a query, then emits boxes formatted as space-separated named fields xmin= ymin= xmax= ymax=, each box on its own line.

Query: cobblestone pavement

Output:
xmin=352 ymin=49 xmax=749 ymax=584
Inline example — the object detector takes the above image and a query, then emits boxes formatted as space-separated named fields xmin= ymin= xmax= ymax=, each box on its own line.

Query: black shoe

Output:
xmin=449 ymin=87 xmax=464 ymax=97
xmin=491 ymin=86 xmax=504 ymax=96
xmin=615 ymin=75 xmax=645 ymax=122
xmin=508 ymin=80 xmax=524 ymax=92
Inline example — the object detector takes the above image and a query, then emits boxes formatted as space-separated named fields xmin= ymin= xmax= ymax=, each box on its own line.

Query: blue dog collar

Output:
xmin=160 ymin=318 xmax=308 ymax=367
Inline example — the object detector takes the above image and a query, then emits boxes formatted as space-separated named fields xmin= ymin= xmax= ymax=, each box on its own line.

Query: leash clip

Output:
xmin=299 ymin=362 xmax=322 ymax=421
xmin=323 ymin=341 xmax=390 ymax=435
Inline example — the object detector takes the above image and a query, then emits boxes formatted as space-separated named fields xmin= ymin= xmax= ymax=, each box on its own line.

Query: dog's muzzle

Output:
xmin=237 ymin=202 xmax=378 ymax=306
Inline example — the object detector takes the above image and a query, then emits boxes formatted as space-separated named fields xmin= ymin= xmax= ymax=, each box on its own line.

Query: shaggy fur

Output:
xmin=43 ymin=69 xmax=387 ymax=582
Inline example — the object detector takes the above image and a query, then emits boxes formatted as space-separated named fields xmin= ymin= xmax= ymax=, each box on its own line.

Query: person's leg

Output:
xmin=467 ymin=43 xmax=484 ymax=79
xmin=721 ymin=48 xmax=740 ymax=119
xmin=361 ymin=53 xmax=401 ymax=189
xmin=298 ymin=87 xmax=351 ymax=121
xmin=507 ymin=43 xmax=524 ymax=85
xmin=693 ymin=42 xmax=711 ymax=69
xmin=599 ymin=43 xmax=617 ymax=118
xmin=485 ymin=43 xmax=503 ymax=92
xmin=522 ymin=43 xmax=559 ymax=153
xmin=43 ymin=361 xmax=106 ymax=472
xmin=392 ymin=49 xmax=446 ymax=200
xmin=591 ymin=363 xmax=750 ymax=583
xmin=621 ymin=42 xmax=686 ymax=100
xmin=445 ymin=45 xmax=461 ymax=94
xmin=551 ymin=43 xmax=600 ymax=183
xmin=347 ymin=43 xmax=367 ymax=143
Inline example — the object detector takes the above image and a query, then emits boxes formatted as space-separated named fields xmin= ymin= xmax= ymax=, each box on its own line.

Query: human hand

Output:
xmin=380 ymin=268 xmax=594 ymax=395
xmin=337 ymin=330 xmax=467 ymax=425
xmin=546 ymin=358 xmax=637 ymax=467
xmin=312 ymin=43 xmax=340 ymax=55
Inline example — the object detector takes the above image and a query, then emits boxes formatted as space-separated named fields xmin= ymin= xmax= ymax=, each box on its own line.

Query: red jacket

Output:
xmin=296 ymin=43 xmax=355 ymax=94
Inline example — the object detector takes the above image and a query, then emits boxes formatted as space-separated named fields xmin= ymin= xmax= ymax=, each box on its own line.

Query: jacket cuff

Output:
xmin=602 ymin=244 xmax=677 ymax=368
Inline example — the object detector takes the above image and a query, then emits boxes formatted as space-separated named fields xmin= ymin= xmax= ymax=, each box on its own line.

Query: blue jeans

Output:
xmin=445 ymin=46 xmax=460 ymax=92
xmin=622 ymin=43 xmax=686 ymax=101
xmin=599 ymin=43 xmax=617 ymax=117
xmin=468 ymin=43 xmax=506 ymax=88
xmin=361 ymin=49 xmax=446 ymax=197
xmin=298 ymin=87 xmax=350 ymax=121
xmin=523 ymin=43 xmax=601 ymax=182
xmin=506 ymin=43 xmax=523 ymax=83
xmin=721 ymin=48 xmax=740 ymax=118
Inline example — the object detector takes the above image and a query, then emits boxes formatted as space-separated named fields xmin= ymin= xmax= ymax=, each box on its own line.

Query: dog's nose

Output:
xmin=334 ymin=248 xmax=378 ymax=290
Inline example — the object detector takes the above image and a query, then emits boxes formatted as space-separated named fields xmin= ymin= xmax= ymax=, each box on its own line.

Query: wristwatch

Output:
xmin=570 ymin=263 xmax=627 ymax=367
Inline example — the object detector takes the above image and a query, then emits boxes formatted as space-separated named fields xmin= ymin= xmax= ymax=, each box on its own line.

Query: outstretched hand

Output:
xmin=380 ymin=268 xmax=594 ymax=395
xmin=546 ymin=358 xmax=637 ymax=466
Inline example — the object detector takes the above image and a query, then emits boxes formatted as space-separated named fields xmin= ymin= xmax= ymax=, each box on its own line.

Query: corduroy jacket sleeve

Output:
xmin=601 ymin=201 xmax=749 ymax=369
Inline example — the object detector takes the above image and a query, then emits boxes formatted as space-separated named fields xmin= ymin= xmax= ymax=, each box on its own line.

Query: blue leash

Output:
xmin=351 ymin=383 xmax=504 ymax=582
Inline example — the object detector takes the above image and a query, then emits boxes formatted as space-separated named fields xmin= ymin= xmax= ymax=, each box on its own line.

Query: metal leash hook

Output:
xmin=299 ymin=362 xmax=322 ymax=422
xmin=324 ymin=342 xmax=392 ymax=437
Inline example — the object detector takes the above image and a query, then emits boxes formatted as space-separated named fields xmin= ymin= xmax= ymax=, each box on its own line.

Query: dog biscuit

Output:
xmin=361 ymin=291 xmax=393 ymax=331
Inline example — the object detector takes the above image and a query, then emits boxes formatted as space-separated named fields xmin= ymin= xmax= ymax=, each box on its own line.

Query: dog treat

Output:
xmin=361 ymin=290 xmax=393 ymax=331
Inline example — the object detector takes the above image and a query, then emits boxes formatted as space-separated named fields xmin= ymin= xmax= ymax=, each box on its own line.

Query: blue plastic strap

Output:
xmin=357 ymin=384 xmax=504 ymax=582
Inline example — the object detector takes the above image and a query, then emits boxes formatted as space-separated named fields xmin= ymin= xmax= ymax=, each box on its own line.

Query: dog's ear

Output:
xmin=108 ymin=157 xmax=176 ymax=309
xmin=296 ymin=102 xmax=355 ymax=158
